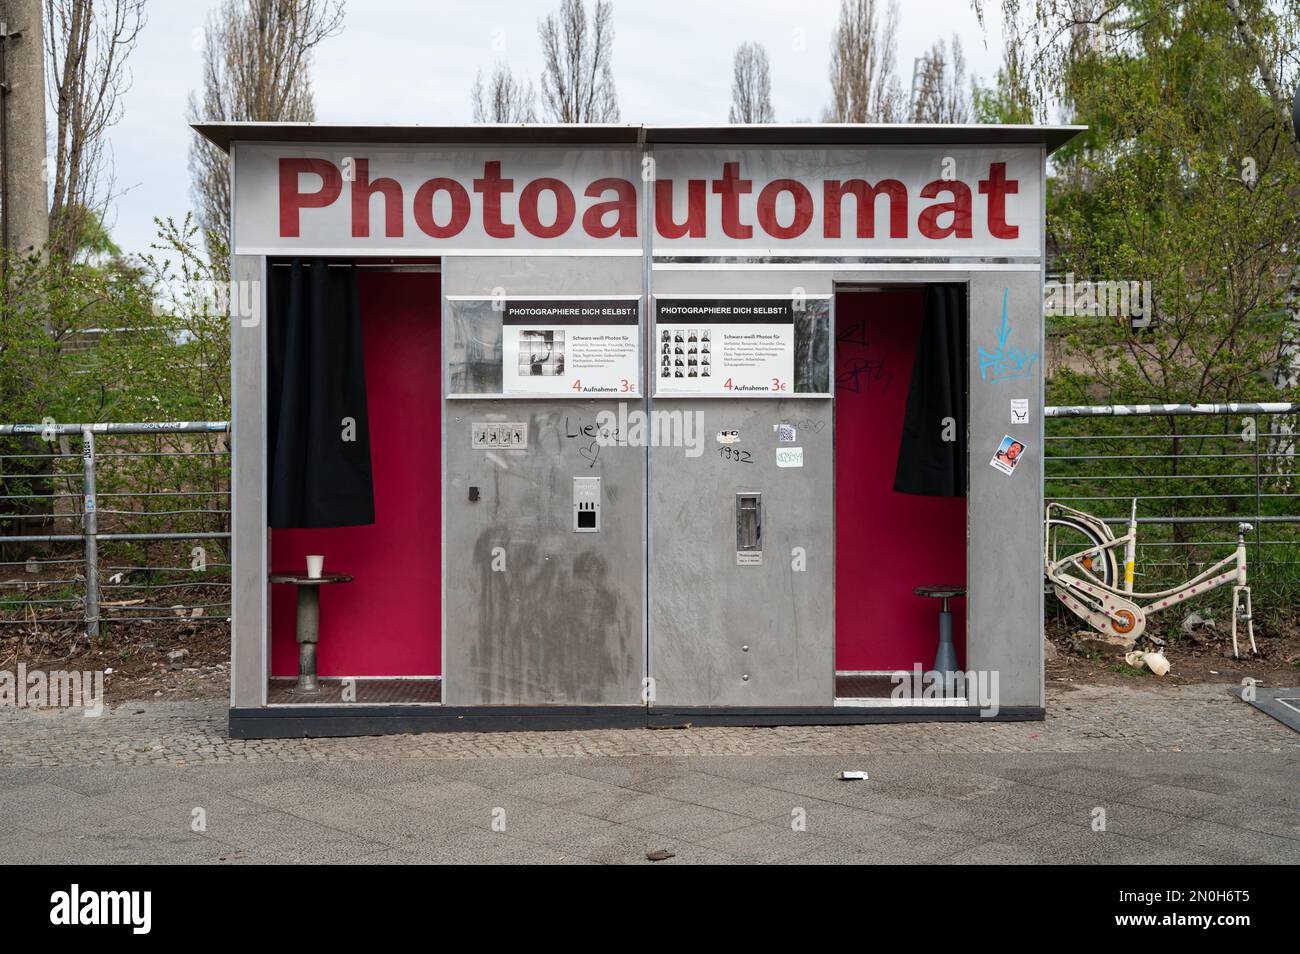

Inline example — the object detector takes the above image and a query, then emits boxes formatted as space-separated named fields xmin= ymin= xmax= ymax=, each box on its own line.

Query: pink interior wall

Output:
xmin=834 ymin=290 xmax=967 ymax=672
xmin=271 ymin=271 xmax=442 ymax=677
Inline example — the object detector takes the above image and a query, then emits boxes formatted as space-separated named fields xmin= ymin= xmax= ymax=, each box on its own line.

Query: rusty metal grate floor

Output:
xmin=267 ymin=678 xmax=442 ymax=705
xmin=835 ymin=673 xmax=903 ymax=699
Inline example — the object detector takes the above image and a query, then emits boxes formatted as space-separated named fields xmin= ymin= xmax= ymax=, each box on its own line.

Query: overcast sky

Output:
xmin=104 ymin=0 xmax=1004 ymax=258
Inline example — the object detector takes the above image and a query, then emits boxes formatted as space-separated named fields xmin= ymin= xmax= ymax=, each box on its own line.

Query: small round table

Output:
xmin=270 ymin=573 xmax=352 ymax=694
xmin=914 ymin=585 xmax=966 ymax=691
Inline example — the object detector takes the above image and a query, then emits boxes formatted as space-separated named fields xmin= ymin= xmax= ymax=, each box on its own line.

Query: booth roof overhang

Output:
xmin=193 ymin=121 xmax=1085 ymax=155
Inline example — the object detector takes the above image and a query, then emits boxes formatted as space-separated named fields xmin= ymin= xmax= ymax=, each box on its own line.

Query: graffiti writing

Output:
xmin=978 ymin=289 xmax=1038 ymax=384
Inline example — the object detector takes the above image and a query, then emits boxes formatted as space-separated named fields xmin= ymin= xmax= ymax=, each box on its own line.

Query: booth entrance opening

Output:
xmin=268 ymin=264 xmax=443 ymax=705
xmin=833 ymin=285 xmax=969 ymax=700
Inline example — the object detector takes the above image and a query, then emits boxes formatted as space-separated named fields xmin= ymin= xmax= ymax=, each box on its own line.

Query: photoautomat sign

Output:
xmin=499 ymin=298 xmax=640 ymax=395
xmin=232 ymin=143 xmax=1041 ymax=255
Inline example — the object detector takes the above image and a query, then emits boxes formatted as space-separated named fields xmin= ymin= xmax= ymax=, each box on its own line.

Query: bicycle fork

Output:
xmin=1231 ymin=522 xmax=1257 ymax=658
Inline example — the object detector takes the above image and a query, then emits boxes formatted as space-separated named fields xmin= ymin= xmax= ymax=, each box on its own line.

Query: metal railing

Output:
xmin=3 ymin=403 xmax=1296 ymax=639
xmin=1043 ymin=402 xmax=1300 ymax=590
xmin=0 ymin=421 xmax=231 ymax=637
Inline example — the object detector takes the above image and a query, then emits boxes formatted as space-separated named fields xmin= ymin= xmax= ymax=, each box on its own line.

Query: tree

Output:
xmin=0 ymin=0 xmax=49 ymax=265
xmin=729 ymin=42 xmax=775 ymax=123
xmin=43 ymin=0 xmax=146 ymax=264
xmin=972 ymin=40 xmax=1034 ymax=124
xmin=910 ymin=35 xmax=971 ymax=123
xmin=1040 ymin=1 xmax=1299 ymax=410
xmin=538 ymin=0 xmax=619 ymax=122
xmin=472 ymin=63 xmax=538 ymax=123
xmin=1223 ymin=0 xmax=1298 ymax=146
xmin=823 ymin=0 xmax=904 ymax=122
xmin=187 ymin=0 xmax=345 ymax=241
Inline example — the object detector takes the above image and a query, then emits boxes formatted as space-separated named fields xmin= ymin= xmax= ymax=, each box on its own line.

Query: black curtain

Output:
xmin=893 ymin=284 xmax=969 ymax=497
xmin=268 ymin=259 xmax=375 ymax=528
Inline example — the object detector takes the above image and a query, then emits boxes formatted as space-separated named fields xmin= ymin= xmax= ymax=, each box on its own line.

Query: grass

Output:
xmin=1108 ymin=663 xmax=1153 ymax=678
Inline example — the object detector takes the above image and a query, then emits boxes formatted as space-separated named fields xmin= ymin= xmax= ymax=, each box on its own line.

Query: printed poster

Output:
xmin=655 ymin=298 xmax=795 ymax=396
xmin=502 ymin=298 xmax=639 ymax=395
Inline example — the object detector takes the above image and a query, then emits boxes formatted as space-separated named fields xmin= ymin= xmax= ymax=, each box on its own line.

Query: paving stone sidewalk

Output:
xmin=0 ymin=683 xmax=1294 ymax=766
xmin=0 ymin=683 xmax=1295 ymax=863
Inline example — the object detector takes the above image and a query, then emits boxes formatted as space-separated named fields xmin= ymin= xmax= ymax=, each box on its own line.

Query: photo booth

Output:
xmin=197 ymin=121 xmax=1083 ymax=737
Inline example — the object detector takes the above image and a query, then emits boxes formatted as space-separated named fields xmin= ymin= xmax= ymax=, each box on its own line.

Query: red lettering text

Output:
xmin=279 ymin=158 xmax=342 ymax=237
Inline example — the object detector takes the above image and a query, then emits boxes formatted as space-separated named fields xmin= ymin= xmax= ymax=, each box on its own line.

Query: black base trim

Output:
xmin=229 ymin=704 xmax=1044 ymax=739
xmin=649 ymin=706 xmax=1044 ymax=727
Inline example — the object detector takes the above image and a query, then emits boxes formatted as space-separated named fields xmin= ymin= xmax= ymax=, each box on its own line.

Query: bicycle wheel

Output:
xmin=1045 ymin=516 xmax=1119 ymax=588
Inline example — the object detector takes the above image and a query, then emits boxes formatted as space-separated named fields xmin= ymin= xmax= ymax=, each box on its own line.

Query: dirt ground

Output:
xmin=1045 ymin=612 xmax=1300 ymax=691
xmin=5 ymin=611 xmax=1299 ymax=705
xmin=0 ymin=621 xmax=229 ymax=703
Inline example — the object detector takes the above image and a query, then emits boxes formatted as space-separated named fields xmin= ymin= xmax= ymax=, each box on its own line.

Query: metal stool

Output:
xmin=914 ymin=585 xmax=966 ymax=692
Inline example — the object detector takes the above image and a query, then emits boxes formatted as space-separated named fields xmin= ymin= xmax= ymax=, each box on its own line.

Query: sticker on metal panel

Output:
xmin=989 ymin=434 xmax=1026 ymax=476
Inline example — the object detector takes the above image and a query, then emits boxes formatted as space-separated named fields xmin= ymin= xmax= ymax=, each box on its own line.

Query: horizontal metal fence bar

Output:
xmin=1046 ymin=472 xmax=1259 ymax=481
xmin=1045 ymin=402 xmax=1300 ymax=417
xmin=2 ymin=597 xmax=84 ymax=604
xmin=0 ymin=492 xmax=80 ymax=499
xmin=1047 ymin=452 xmax=1295 ymax=461
xmin=0 ymin=514 xmax=82 ymax=521
xmin=1131 ymin=540 xmax=1284 ymax=547
xmin=0 ymin=621 xmax=82 ymax=629
xmin=1 ymin=531 xmax=230 ymax=543
xmin=1095 ymin=515 xmax=1300 ymax=525
xmin=0 ymin=579 xmax=82 ymax=586
xmin=1049 ymin=492 xmax=1299 ymax=501
xmin=1045 ymin=432 xmax=1294 ymax=441
xmin=106 ymin=564 xmax=231 ymax=571
xmin=98 ymin=509 xmax=232 ymax=517
xmin=98 ymin=532 xmax=231 ymax=541
xmin=97 ymin=491 xmax=230 ymax=498
xmin=96 ymin=451 xmax=229 ymax=459
xmin=104 ymin=604 xmax=231 ymax=614
xmin=0 ymin=422 xmax=229 ymax=436
xmin=102 ymin=582 xmax=232 ymax=589
xmin=93 ymin=616 xmax=230 ymax=624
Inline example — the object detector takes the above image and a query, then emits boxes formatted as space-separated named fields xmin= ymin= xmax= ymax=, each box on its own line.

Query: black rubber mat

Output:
xmin=1233 ymin=686 xmax=1300 ymax=733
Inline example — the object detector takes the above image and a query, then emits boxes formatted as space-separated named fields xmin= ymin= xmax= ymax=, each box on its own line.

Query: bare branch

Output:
xmin=43 ymin=0 xmax=147 ymax=263
xmin=472 ymin=63 xmax=538 ymax=123
xmin=186 ymin=0 xmax=347 ymax=241
xmin=729 ymin=42 xmax=775 ymax=123
xmin=538 ymin=0 xmax=619 ymax=122
xmin=825 ymin=0 xmax=903 ymax=122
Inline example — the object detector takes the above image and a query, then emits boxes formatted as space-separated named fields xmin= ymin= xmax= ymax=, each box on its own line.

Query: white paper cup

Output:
xmin=1144 ymin=652 xmax=1170 ymax=676
xmin=306 ymin=555 xmax=324 ymax=579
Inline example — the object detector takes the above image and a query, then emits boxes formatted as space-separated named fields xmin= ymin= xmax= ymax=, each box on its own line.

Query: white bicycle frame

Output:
xmin=1045 ymin=499 xmax=1257 ymax=657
